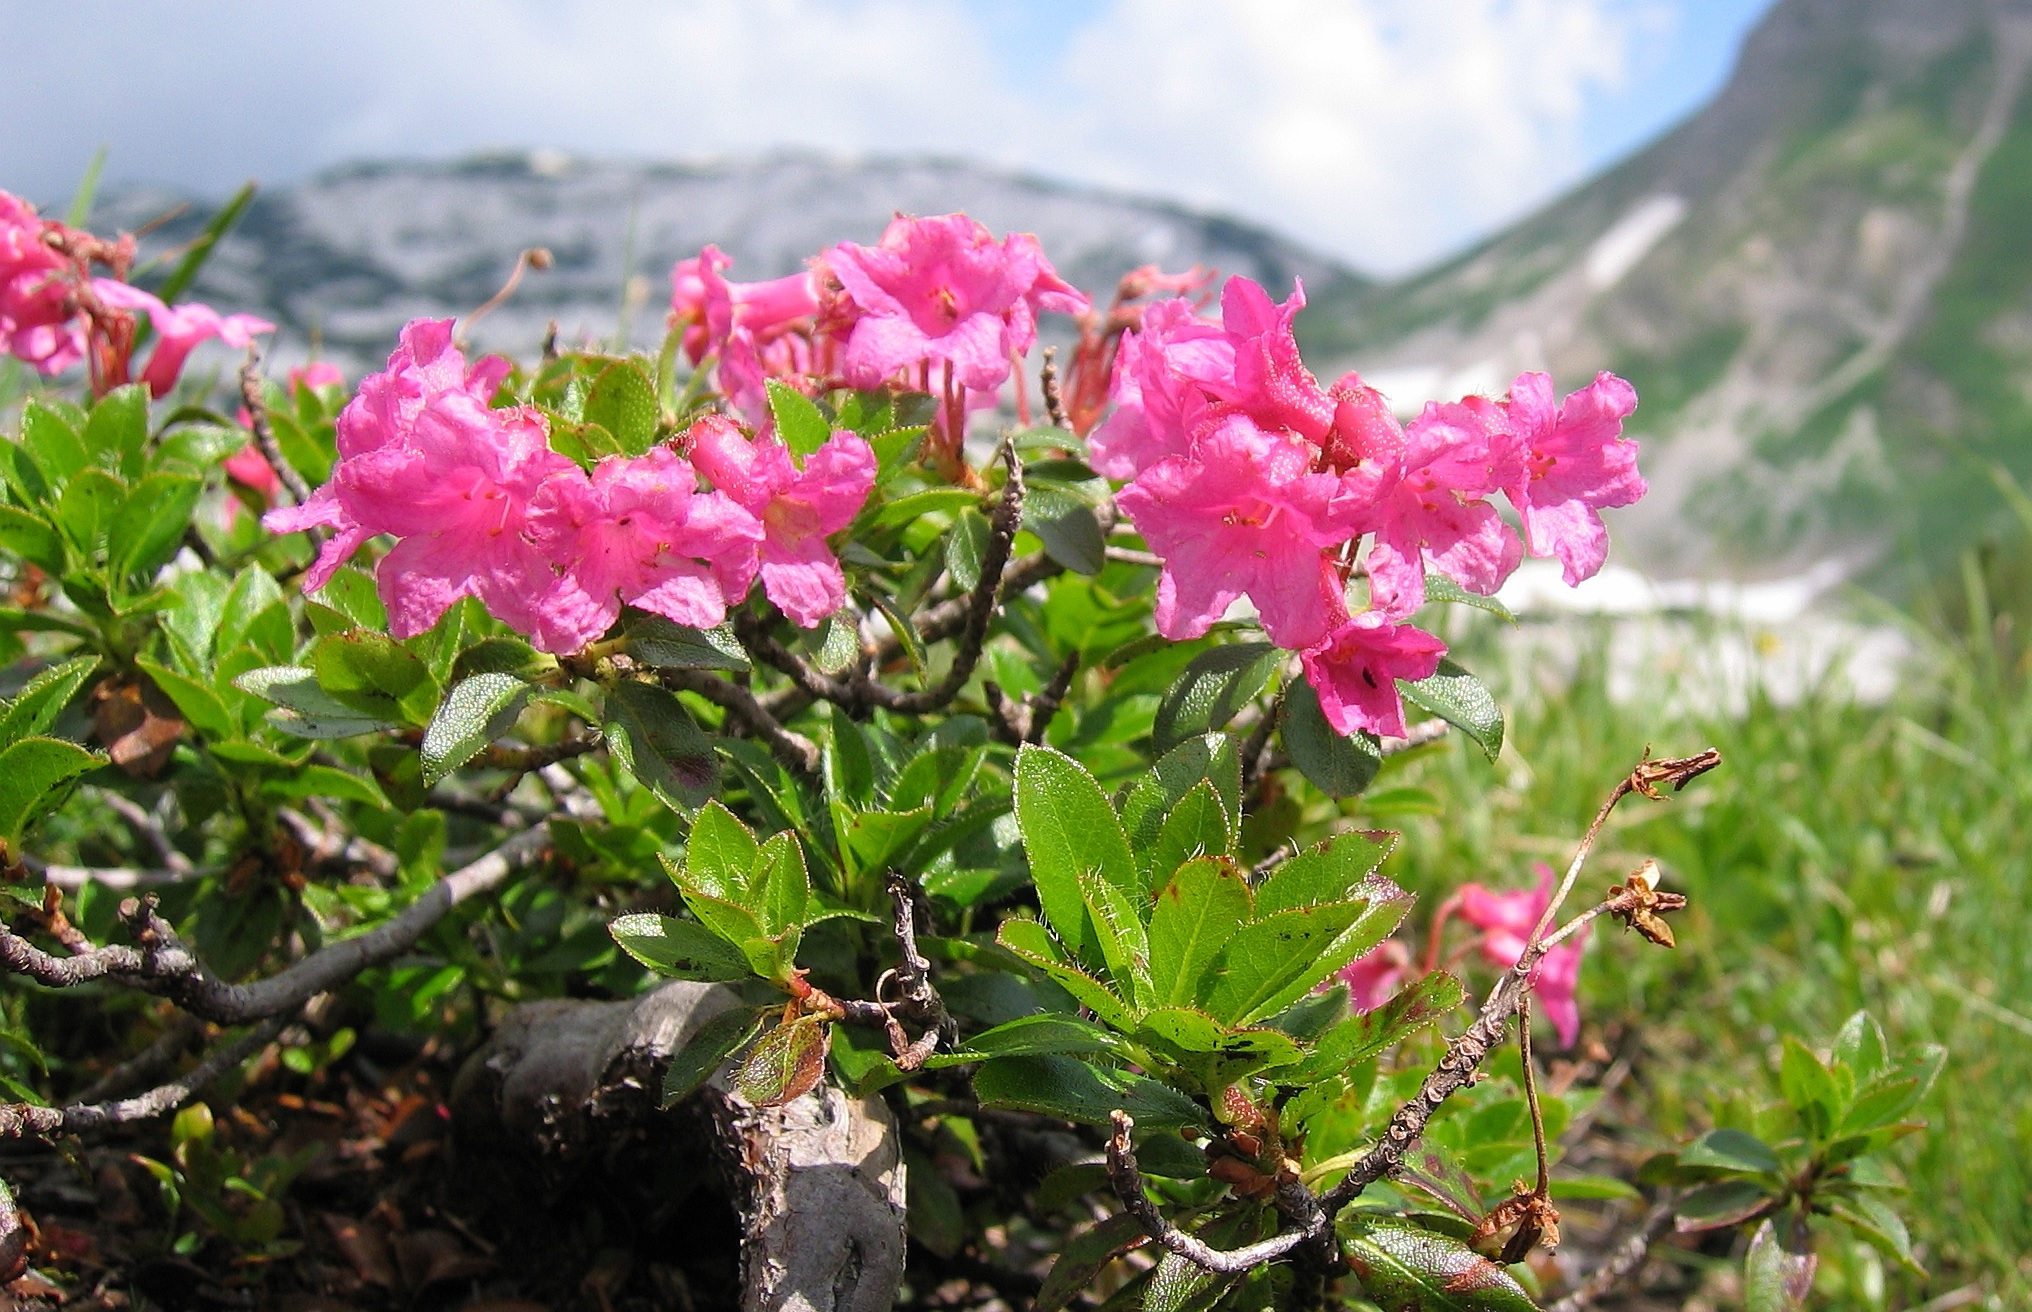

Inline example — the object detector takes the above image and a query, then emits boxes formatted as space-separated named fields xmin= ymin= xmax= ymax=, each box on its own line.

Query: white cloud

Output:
xmin=3 ymin=0 xmax=1654 ymax=273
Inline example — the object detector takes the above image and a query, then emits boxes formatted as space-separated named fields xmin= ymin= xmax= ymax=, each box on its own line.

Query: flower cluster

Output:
xmin=266 ymin=319 xmax=874 ymax=650
xmin=671 ymin=214 xmax=1090 ymax=472
xmin=1456 ymin=866 xmax=1589 ymax=1048
xmin=0 ymin=189 xmax=271 ymax=396
xmin=1096 ymin=276 xmax=1643 ymax=739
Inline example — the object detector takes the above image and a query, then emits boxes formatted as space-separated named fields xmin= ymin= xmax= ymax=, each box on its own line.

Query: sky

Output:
xmin=3 ymin=0 xmax=1775 ymax=276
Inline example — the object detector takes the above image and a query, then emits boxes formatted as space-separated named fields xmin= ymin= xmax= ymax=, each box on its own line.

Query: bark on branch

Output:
xmin=0 ymin=825 xmax=552 ymax=1023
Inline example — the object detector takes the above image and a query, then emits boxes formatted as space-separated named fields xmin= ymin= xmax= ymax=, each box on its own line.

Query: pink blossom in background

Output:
xmin=1115 ymin=412 xmax=1359 ymax=650
xmin=290 ymin=362 xmax=345 ymax=392
xmin=1087 ymin=298 xmax=1227 ymax=481
xmin=529 ymin=444 xmax=762 ymax=652
xmin=223 ymin=444 xmax=281 ymax=504
xmin=668 ymin=245 xmax=820 ymax=368
xmin=1456 ymin=865 xmax=1588 ymax=1048
xmin=826 ymin=214 xmax=1088 ymax=395
xmin=1337 ymin=938 xmax=1411 ymax=1014
xmin=688 ymin=414 xmax=876 ymax=628
xmin=1363 ymin=394 xmax=1523 ymax=619
xmin=90 ymin=279 xmax=273 ymax=399
xmin=1299 ymin=613 xmax=1447 ymax=739
xmin=0 ymin=193 xmax=85 ymax=375
xmin=1503 ymin=371 xmax=1644 ymax=586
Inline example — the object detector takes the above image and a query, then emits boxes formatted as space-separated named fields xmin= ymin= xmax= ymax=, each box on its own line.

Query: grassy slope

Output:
xmin=1354 ymin=603 xmax=2031 ymax=1305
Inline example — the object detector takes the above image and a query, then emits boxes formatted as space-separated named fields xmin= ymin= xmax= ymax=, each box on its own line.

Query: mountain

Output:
xmin=1300 ymin=0 xmax=2032 ymax=582
xmin=97 ymin=153 xmax=1362 ymax=376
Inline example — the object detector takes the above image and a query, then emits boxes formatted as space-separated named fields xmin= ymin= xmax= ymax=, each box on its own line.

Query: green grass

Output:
xmin=1363 ymin=609 xmax=2032 ymax=1307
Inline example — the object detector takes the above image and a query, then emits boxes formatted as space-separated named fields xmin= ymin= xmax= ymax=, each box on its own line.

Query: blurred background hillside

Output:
xmin=7 ymin=0 xmax=2031 ymax=1304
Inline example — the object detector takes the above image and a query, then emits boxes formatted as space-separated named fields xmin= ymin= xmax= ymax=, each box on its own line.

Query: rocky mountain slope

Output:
xmin=98 ymin=153 xmax=1360 ymax=376
xmin=1303 ymin=0 xmax=2032 ymax=581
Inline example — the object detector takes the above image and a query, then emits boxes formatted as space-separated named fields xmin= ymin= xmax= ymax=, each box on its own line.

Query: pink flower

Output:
xmin=1298 ymin=614 xmax=1447 ymax=739
xmin=529 ymin=446 xmax=763 ymax=653
xmin=1087 ymin=298 xmax=1228 ymax=481
xmin=340 ymin=392 xmax=580 ymax=641
xmin=223 ymin=444 xmax=281 ymax=503
xmin=688 ymin=415 xmax=876 ymax=628
xmin=0 ymin=193 xmax=85 ymax=375
xmin=291 ymin=361 xmax=345 ymax=392
xmin=265 ymin=319 xmax=559 ymax=634
xmin=1115 ymin=412 xmax=1361 ymax=650
xmin=1364 ymin=395 xmax=1523 ymax=619
xmin=669 ymin=245 xmax=821 ymax=367
xmin=826 ymin=213 xmax=1088 ymax=394
xmin=1503 ymin=372 xmax=1644 ymax=586
xmin=90 ymin=279 xmax=273 ymax=399
xmin=1456 ymin=865 xmax=1588 ymax=1048
xmin=1181 ymin=277 xmax=1336 ymax=443
xmin=1337 ymin=938 xmax=1411 ymax=1014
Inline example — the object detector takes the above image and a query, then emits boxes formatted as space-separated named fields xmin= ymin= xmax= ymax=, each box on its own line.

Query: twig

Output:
xmin=1102 ymin=546 xmax=1164 ymax=569
xmin=238 ymin=349 xmax=314 ymax=508
xmin=1238 ymin=695 xmax=1282 ymax=795
xmin=0 ymin=825 xmax=551 ymax=1023
xmin=1321 ymin=753 xmax=1717 ymax=1216
xmin=661 ymin=668 xmax=819 ymax=773
xmin=984 ymin=653 xmax=1079 ymax=746
xmin=0 ymin=1016 xmax=286 ymax=1137
xmin=476 ymin=732 xmax=601 ymax=773
xmin=276 ymin=807 xmax=399 ymax=879
xmin=1529 ymin=749 xmax=1720 ymax=945
xmin=29 ymin=861 xmax=201 ymax=891
xmin=1108 ymin=1111 xmax=1313 ymax=1272
xmin=1545 ymin=1204 xmax=1674 ymax=1312
xmin=1040 ymin=346 xmax=1068 ymax=430
xmin=71 ymin=1013 xmax=202 ymax=1105
xmin=92 ymin=789 xmax=195 ymax=877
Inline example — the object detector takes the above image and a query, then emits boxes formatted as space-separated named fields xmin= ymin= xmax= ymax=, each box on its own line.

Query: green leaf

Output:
xmin=0 ymin=737 xmax=102 ymax=857
xmin=749 ymin=833 xmax=812 ymax=938
xmin=1134 ymin=1007 xmax=1300 ymax=1070
xmin=826 ymin=704 xmax=876 ymax=807
xmin=1744 ymin=1219 xmax=1815 ymax=1312
xmin=1142 ymin=1250 xmax=1238 ymax=1312
xmin=448 ymin=636 xmax=549 ymax=682
xmin=259 ymin=764 xmax=390 ymax=809
xmin=869 ymin=487 xmax=981 ymax=529
xmin=234 ymin=666 xmax=393 ymax=725
xmin=1147 ymin=857 xmax=1251 ymax=1009
xmin=996 ymin=918 xmax=1135 ymax=1031
xmin=309 ymin=566 xmax=386 ymax=633
xmin=926 ymin=1013 xmax=1121 ymax=1067
xmin=1399 ymin=659 xmax=1503 ymax=760
xmin=944 ymin=505 xmax=991 ymax=591
xmin=110 ymin=473 xmax=203 ymax=579
xmin=1014 ymin=744 xmax=1137 ymax=962
xmin=583 ymin=359 xmax=659 ymax=454
xmin=682 ymin=802 xmax=760 ymax=900
xmin=1674 ymin=1178 xmax=1776 ymax=1232
xmin=1254 ymin=830 xmax=1396 ymax=915
xmin=736 ymin=1017 xmax=830 ymax=1106
xmin=1205 ymin=885 xmax=1411 ymax=1025
xmin=0 ymin=507 xmax=65 ymax=575
xmin=662 ymin=1007 xmax=765 ymax=1106
xmin=1025 ymin=484 xmax=1105 ymax=575
xmin=419 ymin=673 xmax=529 ymax=786
xmin=1120 ymin=733 xmax=1241 ymax=864
xmin=53 ymin=467 xmax=125 ymax=559
xmin=609 ymin=913 xmax=753 ymax=981
xmin=766 ymin=380 xmax=832 ymax=460
xmin=81 ymin=385 xmax=149 ymax=475
xmin=1153 ymin=644 xmax=1279 ymax=753
xmin=1680 ymin=1128 xmax=1780 ymax=1174
xmin=1420 ymin=572 xmax=1517 ymax=622
xmin=622 ymin=613 xmax=749 ymax=671
xmin=19 ymin=401 xmax=88 ymax=489
xmin=1034 ymin=1212 xmax=1148 ymax=1312
xmin=1148 ymin=781 xmax=1231 ymax=881
xmin=1341 ymin=1219 xmax=1538 ymax=1312
xmin=153 ymin=182 xmax=255 ymax=306
xmin=0 ymin=655 xmax=99 ymax=748
xmin=1831 ymin=1011 xmax=1889 ymax=1084
xmin=1830 ymin=1194 xmax=1921 ymax=1274
xmin=313 ymin=631 xmax=439 ymax=727
xmin=137 ymin=660 xmax=231 ymax=740
xmin=1779 ymin=1037 xmax=1842 ymax=1138
xmin=1080 ymin=868 xmax=1152 ymax=1005
xmin=1280 ymin=678 xmax=1382 ymax=797
xmin=971 ymin=1054 xmax=1203 ymax=1129
xmin=606 ymin=679 xmax=719 ymax=813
